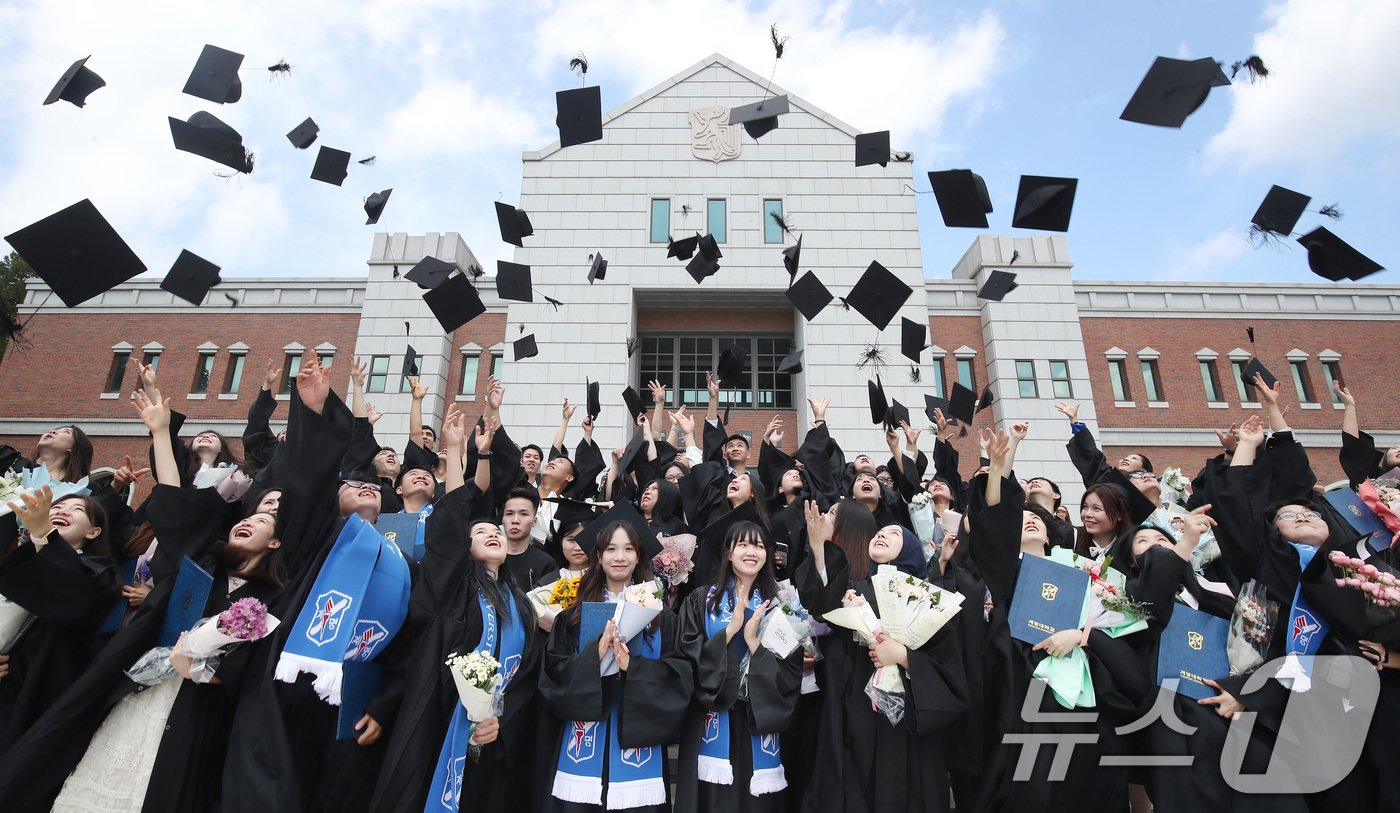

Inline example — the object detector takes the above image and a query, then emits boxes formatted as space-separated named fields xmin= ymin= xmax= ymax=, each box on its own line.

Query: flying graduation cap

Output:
xmin=977 ymin=386 xmax=994 ymax=414
xmin=286 ymin=117 xmax=319 ymax=149
xmin=729 ymin=95 xmax=790 ymax=140
xmin=364 ymin=189 xmax=392 ymax=225
xmin=977 ymin=269 xmax=1018 ymax=302
xmin=494 ymin=202 xmax=534 ymax=246
xmin=495 ymin=261 xmax=533 ymax=302
xmin=781 ymin=234 xmax=803 ymax=278
xmin=854 ymin=131 xmax=891 ymax=167
xmin=423 ymin=273 xmax=486 ymax=332
xmin=844 ymin=261 xmax=911 ymax=330
xmin=900 ymin=317 xmax=927 ymax=362
xmin=310 ymin=146 xmax=351 ymax=185
xmin=513 ymin=334 xmax=538 ymax=361
xmin=556 ymin=85 xmax=603 ymax=148
xmin=402 ymin=345 xmax=420 ymax=380
xmin=1250 ymin=185 xmax=1311 ymax=238
xmin=588 ymin=252 xmax=607 ymax=283
xmin=686 ymin=234 xmax=723 ymax=282
xmin=586 ymin=378 xmax=601 ymax=421
xmin=1296 ymin=227 xmax=1384 ymax=281
xmin=160 ymin=250 xmax=222 ymax=305
xmin=1120 ymin=56 xmax=1231 ymax=128
xmin=621 ymin=386 xmax=646 ymax=420
xmin=716 ymin=342 xmax=748 ymax=386
xmin=44 ymin=56 xmax=105 ymax=108
xmin=867 ymin=376 xmax=889 ymax=425
xmin=928 ymin=169 xmax=993 ymax=228
xmin=777 ymin=348 xmax=803 ymax=375
xmin=1012 ymin=176 xmax=1078 ymax=232
xmin=169 ymin=112 xmax=254 ymax=174
xmin=786 ymin=271 xmax=832 ymax=321
xmin=404 ymin=256 xmax=454 ymax=290
xmin=182 ymin=44 xmax=244 ymax=105
xmin=947 ymin=382 xmax=977 ymax=424
xmin=4 ymin=199 xmax=147 ymax=308
xmin=667 ymin=234 xmax=700 ymax=260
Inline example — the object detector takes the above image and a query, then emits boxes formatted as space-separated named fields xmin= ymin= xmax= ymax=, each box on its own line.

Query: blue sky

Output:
xmin=0 ymin=0 xmax=1394 ymax=288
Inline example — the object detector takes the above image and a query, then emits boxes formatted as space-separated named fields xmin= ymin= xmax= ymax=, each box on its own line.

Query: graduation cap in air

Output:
xmin=575 ymin=499 xmax=661 ymax=559
xmin=781 ymin=234 xmax=802 ymax=278
xmin=777 ymin=348 xmax=803 ymax=375
xmin=4 ymin=199 xmax=146 ymax=308
xmin=845 ymin=261 xmax=911 ymax=330
xmin=948 ymin=382 xmax=977 ymax=424
xmin=976 ymin=386 xmax=994 ymax=413
xmin=310 ymin=146 xmax=351 ymax=186
xmin=1251 ymin=185 xmax=1311 ymax=237
xmin=543 ymin=496 xmax=605 ymax=533
xmin=494 ymin=202 xmax=534 ymax=247
xmin=1012 ymin=175 xmax=1078 ymax=232
xmin=286 ymin=117 xmax=319 ymax=149
xmin=621 ymin=386 xmax=646 ymax=420
xmin=495 ymin=261 xmax=533 ymax=302
xmin=900 ymin=317 xmax=927 ymax=363
xmin=1120 ymin=56 xmax=1231 ymax=128
xmin=586 ymin=378 xmax=601 ymax=421
xmin=556 ymin=85 xmax=603 ymax=148
xmin=885 ymin=399 xmax=911 ymax=431
xmin=686 ymin=234 xmax=723 ymax=282
xmin=404 ymin=256 xmax=454 ymax=290
xmin=588 ymin=252 xmax=607 ymax=283
xmin=717 ymin=342 xmax=748 ymax=386
xmin=729 ymin=94 xmax=790 ymax=140
xmin=423 ymin=273 xmax=486 ymax=332
xmin=667 ymin=234 xmax=700 ymax=260
xmin=364 ymin=189 xmax=392 ymax=225
xmin=1241 ymin=357 xmax=1277 ymax=391
xmin=1296 ymin=227 xmax=1384 ymax=282
xmin=513 ymin=334 xmax=538 ymax=361
xmin=977 ymin=269 xmax=1018 ymax=302
xmin=867 ymin=377 xmax=889 ymax=425
xmin=160 ymin=250 xmax=221 ymax=305
xmin=169 ymin=112 xmax=253 ymax=174
xmin=928 ymin=169 xmax=993 ymax=228
xmin=402 ymin=345 xmax=420 ymax=380
xmin=182 ymin=44 xmax=244 ymax=104
xmin=855 ymin=131 xmax=891 ymax=167
xmin=44 ymin=56 xmax=105 ymax=108
xmin=618 ymin=427 xmax=648 ymax=474
xmin=923 ymin=394 xmax=951 ymax=424
xmin=786 ymin=271 xmax=832 ymax=321
xmin=697 ymin=501 xmax=760 ymax=558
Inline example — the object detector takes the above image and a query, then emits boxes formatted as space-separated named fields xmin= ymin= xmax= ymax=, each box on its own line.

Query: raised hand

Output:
xmin=803 ymin=499 xmax=829 ymax=547
xmin=647 ymin=379 xmax=667 ymax=406
xmin=1334 ymin=381 xmax=1355 ymax=407
xmin=1174 ymin=505 xmax=1216 ymax=561
xmin=668 ymin=407 xmax=694 ymax=437
xmin=261 ymin=358 xmax=279 ymax=392
xmin=1009 ymin=421 xmax=1029 ymax=440
xmin=365 ymin=403 xmax=383 ymax=424
xmin=899 ymin=420 xmax=921 ymax=448
xmin=764 ymin=415 xmax=784 ymax=447
xmin=639 ymin=414 xmax=653 ymax=439
xmin=885 ymin=427 xmax=901 ymax=453
xmin=487 ymin=378 xmax=505 ymax=411
xmin=1253 ymin=373 xmax=1281 ymax=407
xmin=111 ymin=455 xmax=151 ymax=491
xmin=138 ymin=362 xmax=159 ymax=393
xmin=441 ymin=404 xmax=466 ymax=451
xmin=1214 ymin=423 xmax=1239 ymax=454
xmin=706 ymin=371 xmax=720 ymax=401
xmin=581 ymin=415 xmax=594 ymax=438
xmin=1237 ymin=415 xmax=1265 ymax=449
xmin=474 ymin=416 xmax=498 ymax=455
xmin=133 ymin=388 xmax=172 ymax=432
xmin=932 ymin=407 xmax=950 ymax=438
xmin=986 ymin=428 xmax=1011 ymax=475
xmin=561 ymin=398 xmax=576 ymax=422
xmin=296 ymin=355 xmax=331 ymax=414
xmin=8 ymin=484 xmax=54 ymax=540
xmin=938 ymin=534 xmax=960 ymax=574
xmin=1053 ymin=401 xmax=1079 ymax=423
xmin=807 ymin=396 xmax=830 ymax=423
xmin=408 ymin=376 xmax=429 ymax=401
xmin=351 ymin=357 xmax=369 ymax=392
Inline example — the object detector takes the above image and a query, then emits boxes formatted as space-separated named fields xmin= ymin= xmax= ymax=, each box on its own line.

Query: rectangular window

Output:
xmin=763 ymin=199 xmax=784 ymax=244
xmin=1290 ymin=361 xmax=1315 ymax=403
xmin=459 ymin=354 xmax=480 ymax=397
xmin=639 ymin=334 xmax=794 ymax=411
xmin=1199 ymin=360 xmax=1222 ymax=402
xmin=1231 ymin=360 xmax=1251 ymax=402
xmin=401 ymin=349 xmax=418 ymax=390
xmin=191 ymin=352 xmax=216 ymax=394
xmin=318 ymin=351 xmax=334 ymax=370
xmin=491 ymin=352 xmax=503 ymax=379
xmin=1141 ymin=360 xmax=1164 ymax=402
xmin=142 ymin=351 xmax=161 ymax=373
xmin=649 ymin=198 xmax=669 ymax=243
xmin=104 ymin=351 xmax=130 ymax=393
xmin=1322 ymin=360 xmax=1344 ymax=403
xmin=707 ymin=199 xmax=727 ymax=243
xmin=367 ymin=355 xmax=390 ymax=394
xmin=639 ymin=337 xmax=676 ymax=408
xmin=281 ymin=353 xmax=301 ymax=393
xmin=1015 ymin=360 xmax=1038 ymax=398
xmin=956 ymin=358 xmax=976 ymax=392
xmin=1049 ymin=360 xmax=1073 ymax=399
xmin=1108 ymin=360 xmax=1130 ymax=401
xmin=929 ymin=359 xmax=946 ymax=399
xmin=223 ymin=354 xmax=246 ymax=395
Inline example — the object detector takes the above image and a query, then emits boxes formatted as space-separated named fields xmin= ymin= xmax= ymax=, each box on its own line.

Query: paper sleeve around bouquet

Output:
xmin=599 ymin=579 xmax=665 ymax=675
xmin=1359 ymin=479 xmax=1400 ymax=547
xmin=0 ymin=464 xmax=91 ymax=521
xmin=448 ymin=652 xmax=504 ymax=721
xmin=0 ymin=594 xmax=32 ymax=652
xmin=182 ymin=604 xmax=282 ymax=656
xmin=528 ymin=576 xmax=579 ymax=623
xmin=861 ymin=565 xmax=966 ymax=696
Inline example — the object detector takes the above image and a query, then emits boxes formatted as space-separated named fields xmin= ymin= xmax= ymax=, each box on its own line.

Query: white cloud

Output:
xmin=383 ymin=80 xmax=546 ymax=156
xmin=1161 ymin=227 xmax=1253 ymax=280
xmin=1203 ymin=0 xmax=1400 ymax=173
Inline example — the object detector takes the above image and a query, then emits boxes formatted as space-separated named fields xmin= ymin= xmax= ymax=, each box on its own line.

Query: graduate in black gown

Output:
xmin=793 ymin=502 xmax=968 ymax=813
xmin=674 ymin=520 xmax=803 ymax=813
xmin=539 ymin=518 xmax=692 ymax=811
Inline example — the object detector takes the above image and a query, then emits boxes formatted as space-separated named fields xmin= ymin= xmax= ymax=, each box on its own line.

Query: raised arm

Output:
xmin=647 ymin=380 xmax=667 ymax=432
xmin=133 ymin=388 xmax=181 ymax=487
xmin=1337 ymin=382 xmax=1359 ymax=438
xmin=1252 ymin=373 xmax=1289 ymax=434
xmin=242 ymin=359 xmax=282 ymax=469
xmin=349 ymin=357 xmax=369 ymax=419
xmin=704 ymin=370 xmax=720 ymax=424
xmin=551 ymin=398 xmax=575 ymax=458
xmin=407 ymin=375 xmax=429 ymax=450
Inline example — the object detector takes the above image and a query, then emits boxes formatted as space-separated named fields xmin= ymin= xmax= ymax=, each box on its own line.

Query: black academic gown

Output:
xmin=1066 ymin=426 xmax=1157 ymax=524
xmin=793 ymin=544 xmax=968 ymax=813
xmin=937 ymin=555 xmax=994 ymax=808
xmin=539 ymin=607 xmax=692 ymax=812
xmin=673 ymin=588 xmax=803 ymax=813
xmin=368 ymin=481 xmax=544 ymax=813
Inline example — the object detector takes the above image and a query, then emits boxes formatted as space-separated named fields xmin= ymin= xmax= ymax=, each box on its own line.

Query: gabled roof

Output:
xmin=524 ymin=52 xmax=865 ymax=160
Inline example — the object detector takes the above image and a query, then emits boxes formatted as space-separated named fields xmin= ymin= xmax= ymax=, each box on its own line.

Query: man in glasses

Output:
xmin=338 ymin=472 xmax=384 ymax=524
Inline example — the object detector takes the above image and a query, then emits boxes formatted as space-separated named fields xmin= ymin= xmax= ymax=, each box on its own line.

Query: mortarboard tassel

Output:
xmin=1229 ymin=55 xmax=1269 ymax=83
xmin=1009 ymin=249 xmax=1020 ymax=265
xmin=391 ymin=265 xmax=400 ymax=278
xmin=223 ymin=293 xmax=239 ymax=308
xmin=908 ymin=365 xmax=921 ymax=383
xmin=569 ymin=52 xmax=589 ymax=85
xmin=626 ymin=337 xmax=639 ymax=358
xmin=1317 ymin=203 xmax=1342 ymax=220
xmin=892 ymin=151 xmax=912 ymax=162
xmin=770 ymin=24 xmax=791 ymax=59
xmin=404 ymin=321 xmax=411 ymax=337
xmin=770 ymin=210 xmax=794 ymax=236
xmin=267 ymin=60 xmax=291 ymax=75
xmin=543 ymin=294 xmax=563 ymax=311
xmin=357 ymin=156 xmax=376 ymax=166
xmin=467 ymin=263 xmax=484 ymax=279
xmin=856 ymin=343 xmax=887 ymax=371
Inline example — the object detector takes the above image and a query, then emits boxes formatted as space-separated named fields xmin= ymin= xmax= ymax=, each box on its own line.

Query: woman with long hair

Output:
xmin=675 ymin=521 xmax=802 ymax=812
xmin=182 ymin=429 xmax=243 ymax=484
xmin=24 ymin=425 xmax=95 ymax=483
xmin=1076 ymin=482 xmax=1134 ymax=559
xmin=639 ymin=478 xmax=686 ymax=535
xmin=540 ymin=520 xmax=693 ymax=811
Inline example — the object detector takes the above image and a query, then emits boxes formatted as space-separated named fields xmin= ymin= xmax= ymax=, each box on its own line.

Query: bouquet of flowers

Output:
xmin=193 ymin=464 xmax=253 ymax=502
xmin=528 ymin=575 xmax=581 ymax=623
xmin=0 ymin=464 xmax=91 ymax=522
xmin=908 ymin=492 xmax=938 ymax=544
xmin=1152 ymin=505 xmax=1221 ymax=570
xmin=1048 ymin=548 xmax=1153 ymax=632
xmin=0 ymin=593 xmax=34 ymax=655
xmin=1359 ymin=478 xmax=1400 ymax=548
xmin=1227 ymin=580 xmax=1277 ymax=675
xmin=127 ymin=598 xmax=281 ymax=686
xmin=1329 ymin=551 xmax=1400 ymax=607
xmin=1158 ymin=467 xmax=1191 ymax=507
xmin=447 ymin=650 xmax=505 ymax=721
xmin=599 ymin=579 xmax=666 ymax=675
xmin=651 ymin=533 xmax=697 ymax=587
xmin=758 ymin=584 xmax=815 ymax=658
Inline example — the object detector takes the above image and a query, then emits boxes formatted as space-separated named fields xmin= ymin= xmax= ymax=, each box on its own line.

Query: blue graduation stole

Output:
xmin=1285 ymin=542 xmax=1329 ymax=658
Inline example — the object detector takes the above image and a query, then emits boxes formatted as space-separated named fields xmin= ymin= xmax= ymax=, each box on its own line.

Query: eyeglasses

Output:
xmin=341 ymin=480 xmax=382 ymax=492
xmin=1276 ymin=510 xmax=1323 ymax=522
xmin=733 ymin=539 xmax=767 ymax=551
xmin=664 ymin=474 xmax=683 ymax=483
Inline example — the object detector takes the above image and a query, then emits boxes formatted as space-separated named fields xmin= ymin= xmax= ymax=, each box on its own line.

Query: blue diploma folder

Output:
xmin=97 ymin=559 xmax=139 ymax=636
xmin=375 ymin=513 xmax=422 ymax=560
xmin=1324 ymin=488 xmax=1389 ymax=543
xmin=1156 ymin=604 xmax=1230 ymax=701
xmin=1008 ymin=554 xmax=1090 ymax=645
xmin=337 ymin=661 xmax=385 ymax=740
xmin=157 ymin=557 xmax=213 ymax=647
xmin=578 ymin=601 xmax=615 ymax=654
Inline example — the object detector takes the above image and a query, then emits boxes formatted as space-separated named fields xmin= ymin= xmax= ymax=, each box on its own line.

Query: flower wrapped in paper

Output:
xmin=651 ymin=533 xmax=697 ymax=586
xmin=193 ymin=463 xmax=253 ymax=503
xmin=528 ymin=575 xmax=581 ymax=623
xmin=1359 ymin=478 xmax=1400 ymax=548
xmin=0 ymin=464 xmax=90 ymax=521
xmin=0 ymin=593 xmax=33 ymax=654
xmin=1047 ymin=548 xmax=1152 ymax=635
xmin=447 ymin=649 xmax=505 ymax=722
xmin=599 ymin=579 xmax=665 ymax=675
xmin=126 ymin=598 xmax=280 ymax=686
xmin=1227 ymin=580 xmax=1277 ymax=675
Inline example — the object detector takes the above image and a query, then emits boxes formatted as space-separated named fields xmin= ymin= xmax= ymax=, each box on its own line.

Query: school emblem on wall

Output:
xmin=690 ymin=107 xmax=741 ymax=163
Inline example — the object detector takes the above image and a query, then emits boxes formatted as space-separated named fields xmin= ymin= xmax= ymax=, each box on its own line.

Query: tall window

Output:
xmin=191 ymin=352 xmax=216 ymax=394
xmin=223 ymin=353 xmax=246 ymax=395
xmin=367 ymin=355 xmax=390 ymax=393
xmin=318 ymin=351 xmax=334 ymax=370
xmin=1015 ymin=360 xmax=1038 ymax=398
xmin=1290 ymin=361 xmax=1315 ymax=403
xmin=142 ymin=351 xmax=161 ymax=373
xmin=763 ymin=199 xmax=784 ymax=243
xmin=956 ymin=358 xmax=976 ymax=392
xmin=104 ymin=351 xmax=130 ymax=394
xmin=1231 ymin=360 xmax=1251 ymax=402
xmin=639 ymin=334 xmax=794 ymax=410
xmin=1049 ymin=360 xmax=1073 ymax=399
xmin=707 ymin=199 xmax=727 ymax=243
xmin=1322 ymin=360 xmax=1344 ymax=403
xmin=1141 ymin=360 xmax=1164 ymax=402
xmin=1199 ymin=360 xmax=1223 ymax=402
xmin=929 ymin=359 xmax=946 ymax=399
xmin=491 ymin=352 xmax=503 ymax=379
xmin=649 ymin=198 xmax=669 ymax=243
xmin=459 ymin=354 xmax=480 ymax=397
xmin=281 ymin=353 xmax=302 ymax=393
xmin=1108 ymin=360 xmax=1130 ymax=401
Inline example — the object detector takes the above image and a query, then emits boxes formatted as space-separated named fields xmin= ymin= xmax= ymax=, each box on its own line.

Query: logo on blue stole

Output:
xmin=567 ymin=721 xmax=598 ymax=763
xmin=306 ymin=590 xmax=352 ymax=645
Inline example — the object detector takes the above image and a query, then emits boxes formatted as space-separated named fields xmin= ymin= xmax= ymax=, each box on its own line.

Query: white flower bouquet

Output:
xmin=447 ymin=649 xmax=504 ymax=721
xmin=599 ymin=579 xmax=665 ymax=675
xmin=0 ymin=464 xmax=91 ymax=521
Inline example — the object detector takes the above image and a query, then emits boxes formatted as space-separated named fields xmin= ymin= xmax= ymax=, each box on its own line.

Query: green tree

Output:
xmin=0 ymin=251 xmax=33 ymax=361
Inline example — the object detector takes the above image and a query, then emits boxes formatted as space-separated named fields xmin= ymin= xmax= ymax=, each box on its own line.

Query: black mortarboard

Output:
xmin=588 ymin=252 xmax=607 ymax=283
xmin=4 ymin=199 xmax=146 ymax=307
xmin=1242 ymin=358 xmax=1277 ymax=391
xmin=576 ymin=499 xmax=661 ymax=559
xmin=543 ymin=496 xmax=604 ymax=532
xmin=1297 ymin=227 xmax=1384 ymax=282
xmin=401 ymin=345 xmax=420 ymax=380
xmin=716 ymin=342 xmax=748 ymax=387
xmin=160 ymin=250 xmax=221 ymax=305
xmin=900 ymin=317 xmax=927 ymax=363
xmin=855 ymin=131 xmax=891 ymax=167
xmin=698 ymin=233 xmax=723 ymax=262
xmin=923 ymin=395 xmax=951 ymax=424
xmin=698 ymin=502 xmax=760 ymax=556
xmin=867 ymin=377 xmax=889 ymax=425
xmin=845 ymin=261 xmax=911 ymax=330
xmin=667 ymin=234 xmax=699 ymax=260
xmin=286 ymin=117 xmax=319 ymax=149
xmin=781 ymin=234 xmax=802 ymax=278
xmin=586 ymin=378 xmax=601 ymax=421
xmin=364 ymin=189 xmax=392 ymax=225
xmin=1120 ymin=56 xmax=1230 ymax=128
xmin=404 ymin=256 xmax=454 ymax=290
xmin=182 ymin=44 xmax=244 ymax=104
xmin=977 ymin=269 xmax=1018 ymax=301
xmin=168 ymin=112 xmax=253 ymax=173
xmin=928 ymin=169 xmax=993 ymax=228
xmin=494 ymin=201 xmax=533 ymax=247
xmin=885 ymin=399 xmax=910 ymax=430
xmin=495 ymin=261 xmax=533 ymax=302
xmin=423 ymin=273 xmax=485 ymax=332
xmin=948 ymin=382 xmax=977 ymax=424
xmin=976 ymin=386 xmax=994 ymax=413
xmin=777 ymin=348 xmax=803 ymax=375
xmin=786 ymin=271 xmax=832 ymax=321
xmin=310 ymin=146 xmax=351 ymax=186
xmin=1012 ymin=175 xmax=1078 ymax=232
xmin=556 ymin=85 xmax=603 ymax=148
xmin=729 ymin=94 xmax=790 ymax=139
xmin=621 ymin=386 xmax=645 ymax=420
xmin=513 ymin=334 xmax=538 ymax=361
xmin=44 ymin=56 xmax=105 ymax=108
xmin=619 ymin=427 xmax=648 ymax=474
xmin=686 ymin=254 xmax=720 ymax=283
xmin=1251 ymin=185 xmax=1311 ymax=237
